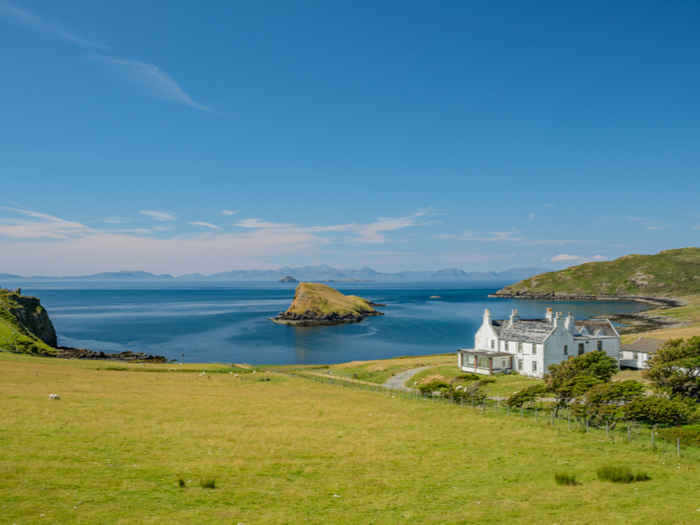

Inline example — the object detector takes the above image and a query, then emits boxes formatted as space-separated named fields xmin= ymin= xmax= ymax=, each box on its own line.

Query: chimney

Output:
xmin=508 ymin=308 xmax=518 ymax=327
xmin=545 ymin=307 xmax=553 ymax=322
xmin=483 ymin=308 xmax=492 ymax=325
xmin=553 ymin=311 xmax=562 ymax=329
xmin=565 ymin=312 xmax=575 ymax=332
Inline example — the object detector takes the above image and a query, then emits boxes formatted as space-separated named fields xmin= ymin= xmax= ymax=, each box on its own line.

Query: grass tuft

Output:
xmin=178 ymin=477 xmax=186 ymax=488
xmin=554 ymin=472 xmax=580 ymax=486
xmin=597 ymin=465 xmax=650 ymax=483
xmin=200 ymin=478 xmax=217 ymax=489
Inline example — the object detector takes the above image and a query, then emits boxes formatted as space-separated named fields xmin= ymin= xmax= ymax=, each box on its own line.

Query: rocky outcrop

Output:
xmin=7 ymin=292 xmax=58 ymax=346
xmin=56 ymin=347 xmax=167 ymax=362
xmin=279 ymin=275 xmax=299 ymax=283
xmin=272 ymin=282 xmax=383 ymax=326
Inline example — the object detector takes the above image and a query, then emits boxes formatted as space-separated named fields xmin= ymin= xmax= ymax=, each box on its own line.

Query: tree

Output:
xmin=545 ymin=351 xmax=619 ymax=415
xmin=624 ymin=395 xmax=694 ymax=427
xmin=645 ymin=337 xmax=700 ymax=401
xmin=573 ymin=380 xmax=645 ymax=429
xmin=506 ymin=384 xmax=549 ymax=408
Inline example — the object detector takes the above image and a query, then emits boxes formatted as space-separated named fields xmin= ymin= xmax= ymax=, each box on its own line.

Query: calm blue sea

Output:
xmin=22 ymin=283 xmax=647 ymax=364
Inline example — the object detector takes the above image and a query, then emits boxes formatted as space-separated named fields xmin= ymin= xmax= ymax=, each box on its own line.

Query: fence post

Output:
xmin=567 ymin=412 xmax=571 ymax=431
xmin=651 ymin=426 xmax=656 ymax=449
xmin=585 ymin=418 xmax=589 ymax=433
xmin=627 ymin=423 xmax=631 ymax=442
xmin=677 ymin=437 xmax=681 ymax=458
xmin=605 ymin=422 xmax=609 ymax=439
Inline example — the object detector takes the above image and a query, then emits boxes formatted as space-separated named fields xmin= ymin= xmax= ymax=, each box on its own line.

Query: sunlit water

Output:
xmin=24 ymin=283 xmax=648 ymax=364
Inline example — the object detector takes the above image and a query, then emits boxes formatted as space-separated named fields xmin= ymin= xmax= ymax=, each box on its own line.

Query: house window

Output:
xmin=532 ymin=361 xmax=537 ymax=372
xmin=532 ymin=344 xmax=537 ymax=355
xmin=578 ymin=343 xmax=584 ymax=355
xmin=491 ymin=340 xmax=495 ymax=349
xmin=597 ymin=340 xmax=603 ymax=351
xmin=518 ymin=359 xmax=523 ymax=371
xmin=564 ymin=345 xmax=568 ymax=355
xmin=517 ymin=342 xmax=523 ymax=353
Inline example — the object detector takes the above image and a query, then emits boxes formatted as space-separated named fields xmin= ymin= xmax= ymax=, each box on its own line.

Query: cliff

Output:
xmin=273 ymin=282 xmax=383 ymax=326
xmin=0 ymin=289 xmax=58 ymax=355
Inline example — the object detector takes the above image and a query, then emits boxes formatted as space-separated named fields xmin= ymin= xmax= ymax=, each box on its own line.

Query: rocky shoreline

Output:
xmin=489 ymin=291 xmax=686 ymax=334
xmin=272 ymin=309 xmax=383 ymax=326
xmin=54 ymin=346 xmax=169 ymax=362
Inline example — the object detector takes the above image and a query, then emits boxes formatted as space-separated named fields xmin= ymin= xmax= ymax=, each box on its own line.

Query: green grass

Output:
xmin=1 ymin=352 xmax=698 ymax=524
xmin=406 ymin=366 xmax=544 ymax=397
xmin=323 ymin=354 xmax=455 ymax=384
xmin=554 ymin=472 xmax=580 ymax=486
xmin=596 ymin=465 xmax=651 ymax=483
xmin=497 ymin=247 xmax=700 ymax=297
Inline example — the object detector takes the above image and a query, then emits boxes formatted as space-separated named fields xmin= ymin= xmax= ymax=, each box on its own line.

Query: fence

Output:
xmin=281 ymin=370 xmax=697 ymax=460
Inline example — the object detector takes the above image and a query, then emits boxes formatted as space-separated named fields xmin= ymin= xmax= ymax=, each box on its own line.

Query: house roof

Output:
xmin=621 ymin=337 xmax=664 ymax=355
xmin=458 ymin=349 xmax=513 ymax=358
xmin=496 ymin=319 xmax=554 ymax=344
xmin=575 ymin=319 xmax=618 ymax=337
xmin=489 ymin=316 xmax=617 ymax=344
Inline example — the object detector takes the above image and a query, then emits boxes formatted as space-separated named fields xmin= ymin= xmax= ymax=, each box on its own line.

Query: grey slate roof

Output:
xmin=621 ymin=337 xmax=664 ymax=355
xmin=575 ymin=319 xmax=617 ymax=337
xmin=496 ymin=319 xmax=554 ymax=344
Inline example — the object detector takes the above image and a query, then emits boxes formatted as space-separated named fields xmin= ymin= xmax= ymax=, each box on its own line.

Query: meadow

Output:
xmin=1 ymin=352 xmax=698 ymax=524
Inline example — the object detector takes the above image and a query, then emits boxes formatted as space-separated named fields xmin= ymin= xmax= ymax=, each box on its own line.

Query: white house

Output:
xmin=620 ymin=337 xmax=663 ymax=369
xmin=457 ymin=307 xmax=621 ymax=379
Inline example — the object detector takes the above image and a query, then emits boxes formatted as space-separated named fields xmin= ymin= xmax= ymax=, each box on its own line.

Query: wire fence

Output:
xmin=282 ymin=370 xmax=698 ymax=460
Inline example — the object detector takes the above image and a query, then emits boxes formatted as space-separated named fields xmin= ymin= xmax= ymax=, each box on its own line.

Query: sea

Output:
xmin=20 ymin=282 xmax=648 ymax=364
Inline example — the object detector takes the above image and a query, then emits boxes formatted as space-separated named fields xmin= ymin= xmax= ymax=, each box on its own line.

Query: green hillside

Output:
xmin=0 ymin=289 xmax=58 ymax=356
xmin=495 ymin=247 xmax=700 ymax=298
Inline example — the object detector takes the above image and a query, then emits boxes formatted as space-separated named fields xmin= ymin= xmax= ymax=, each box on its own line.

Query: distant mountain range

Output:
xmin=0 ymin=266 xmax=548 ymax=284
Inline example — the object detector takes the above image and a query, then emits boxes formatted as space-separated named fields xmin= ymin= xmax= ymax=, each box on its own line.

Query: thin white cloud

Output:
xmin=189 ymin=221 xmax=220 ymax=230
xmin=139 ymin=210 xmax=176 ymax=222
xmin=647 ymin=226 xmax=662 ymax=231
xmin=95 ymin=54 xmax=210 ymax=112
xmin=436 ymin=229 xmax=582 ymax=246
xmin=0 ymin=207 xmax=91 ymax=239
xmin=221 ymin=209 xmax=238 ymax=216
xmin=550 ymin=254 xmax=607 ymax=263
xmin=528 ymin=212 xmax=536 ymax=221
xmin=0 ymin=1 xmax=107 ymax=50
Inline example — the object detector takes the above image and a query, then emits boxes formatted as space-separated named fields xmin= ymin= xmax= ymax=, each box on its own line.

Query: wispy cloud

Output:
xmin=139 ymin=210 xmax=176 ymax=222
xmin=0 ymin=1 xmax=107 ymax=50
xmin=550 ymin=254 xmax=606 ymax=263
xmin=436 ymin=229 xmax=582 ymax=246
xmin=0 ymin=207 xmax=91 ymax=239
xmin=189 ymin=221 xmax=220 ymax=230
xmin=627 ymin=216 xmax=664 ymax=231
xmin=528 ymin=212 xmax=536 ymax=221
xmin=235 ymin=210 xmax=429 ymax=244
xmin=95 ymin=55 xmax=210 ymax=111
xmin=221 ymin=209 xmax=238 ymax=216
xmin=1 ymin=3 xmax=208 ymax=112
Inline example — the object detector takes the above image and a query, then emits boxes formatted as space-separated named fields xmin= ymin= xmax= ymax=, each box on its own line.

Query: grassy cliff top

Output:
xmin=0 ymin=289 xmax=57 ymax=356
xmin=496 ymin=247 xmax=700 ymax=298
xmin=283 ymin=282 xmax=378 ymax=318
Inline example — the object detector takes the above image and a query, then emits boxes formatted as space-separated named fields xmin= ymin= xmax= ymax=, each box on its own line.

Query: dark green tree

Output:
xmin=645 ymin=337 xmax=700 ymax=401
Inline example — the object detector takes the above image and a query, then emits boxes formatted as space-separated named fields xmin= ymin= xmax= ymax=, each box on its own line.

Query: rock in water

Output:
xmin=272 ymin=282 xmax=383 ymax=326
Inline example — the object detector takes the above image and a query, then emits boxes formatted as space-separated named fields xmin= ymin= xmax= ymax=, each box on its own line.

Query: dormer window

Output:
xmin=597 ymin=340 xmax=603 ymax=351
xmin=490 ymin=340 xmax=495 ymax=349
xmin=517 ymin=342 xmax=523 ymax=353
xmin=564 ymin=345 xmax=568 ymax=355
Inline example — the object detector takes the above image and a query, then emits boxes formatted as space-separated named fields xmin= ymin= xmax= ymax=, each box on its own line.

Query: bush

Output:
xmin=645 ymin=337 xmax=700 ymax=401
xmin=597 ymin=465 xmax=650 ymax=483
xmin=453 ymin=373 xmax=481 ymax=383
xmin=178 ymin=477 xmax=186 ymax=488
xmin=476 ymin=376 xmax=496 ymax=385
xmin=200 ymin=478 xmax=217 ymax=489
xmin=624 ymin=395 xmax=694 ymax=427
xmin=658 ymin=423 xmax=700 ymax=447
xmin=452 ymin=383 xmax=487 ymax=405
xmin=554 ymin=472 xmax=580 ymax=486
xmin=418 ymin=379 xmax=452 ymax=397
xmin=506 ymin=384 xmax=548 ymax=408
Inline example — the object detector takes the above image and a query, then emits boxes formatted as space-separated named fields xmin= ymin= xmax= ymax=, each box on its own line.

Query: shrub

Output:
xmin=597 ymin=465 xmax=650 ymax=483
xmin=200 ymin=478 xmax=216 ymax=489
xmin=506 ymin=384 xmax=548 ymax=408
xmin=658 ymin=424 xmax=700 ymax=447
xmin=418 ymin=379 xmax=452 ymax=396
xmin=476 ymin=376 xmax=496 ymax=385
xmin=554 ymin=472 xmax=580 ymax=486
xmin=624 ymin=395 xmax=693 ymax=427
xmin=178 ymin=477 xmax=186 ymax=488
xmin=452 ymin=383 xmax=488 ymax=405
xmin=453 ymin=373 xmax=480 ymax=382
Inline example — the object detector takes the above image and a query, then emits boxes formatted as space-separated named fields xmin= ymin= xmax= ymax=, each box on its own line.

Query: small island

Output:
xmin=279 ymin=275 xmax=299 ymax=283
xmin=272 ymin=282 xmax=383 ymax=326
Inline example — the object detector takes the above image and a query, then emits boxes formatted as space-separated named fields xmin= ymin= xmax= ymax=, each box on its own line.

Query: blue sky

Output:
xmin=1 ymin=1 xmax=698 ymax=275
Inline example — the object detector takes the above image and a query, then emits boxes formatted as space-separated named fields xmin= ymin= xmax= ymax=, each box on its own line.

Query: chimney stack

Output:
xmin=565 ymin=312 xmax=575 ymax=332
xmin=545 ymin=307 xmax=553 ymax=321
xmin=509 ymin=308 xmax=519 ymax=327
xmin=483 ymin=308 xmax=491 ymax=325
xmin=553 ymin=311 xmax=562 ymax=329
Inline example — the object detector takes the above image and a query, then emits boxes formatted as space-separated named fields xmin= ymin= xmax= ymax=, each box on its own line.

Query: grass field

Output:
xmin=1 ymin=352 xmax=698 ymax=524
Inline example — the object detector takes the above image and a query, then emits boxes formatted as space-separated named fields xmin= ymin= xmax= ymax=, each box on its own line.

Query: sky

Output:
xmin=1 ymin=1 xmax=699 ymax=276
